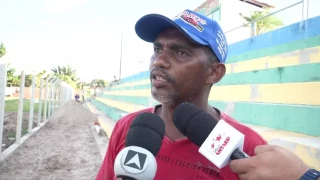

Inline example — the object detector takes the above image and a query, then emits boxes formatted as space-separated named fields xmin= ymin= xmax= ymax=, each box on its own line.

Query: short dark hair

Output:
xmin=203 ymin=47 xmax=219 ymax=87
xmin=203 ymin=46 xmax=219 ymax=66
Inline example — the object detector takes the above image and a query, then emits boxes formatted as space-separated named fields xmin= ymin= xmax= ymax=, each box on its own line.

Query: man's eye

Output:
xmin=154 ymin=47 xmax=161 ymax=52
xmin=177 ymin=50 xmax=187 ymax=56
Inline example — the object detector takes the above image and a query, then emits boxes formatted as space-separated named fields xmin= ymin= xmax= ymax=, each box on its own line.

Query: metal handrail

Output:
xmin=225 ymin=0 xmax=303 ymax=33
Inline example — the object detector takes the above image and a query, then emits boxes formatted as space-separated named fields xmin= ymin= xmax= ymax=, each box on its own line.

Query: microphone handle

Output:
xmin=230 ymin=148 xmax=250 ymax=160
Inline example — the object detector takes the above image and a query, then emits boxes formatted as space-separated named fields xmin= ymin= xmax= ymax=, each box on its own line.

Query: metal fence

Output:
xmin=225 ymin=0 xmax=310 ymax=44
xmin=0 ymin=63 xmax=74 ymax=161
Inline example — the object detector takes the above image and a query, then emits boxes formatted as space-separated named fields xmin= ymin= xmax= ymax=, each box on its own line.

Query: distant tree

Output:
xmin=90 ymin=79 xmax=108 ymax=88
xmin=25 ymin=74 xmax=33 ymax=87
xmin=0 ymin=43 xmax=6 ymax=58
xmin=6 ymin=64 xmax=42 ymax=87
xmin=76 ymin=82 xmax=85 ymax=90
xmin=240 ymin=8 xmax=283 ymax=35
xmin=6 ymin=64 xmax=19 ymax=87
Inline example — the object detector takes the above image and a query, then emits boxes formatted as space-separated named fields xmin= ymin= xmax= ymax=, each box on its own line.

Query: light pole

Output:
xmin=119 ymin=33 xmax=123 ymax=80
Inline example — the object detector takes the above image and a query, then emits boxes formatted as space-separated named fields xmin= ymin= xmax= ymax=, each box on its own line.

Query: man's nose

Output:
xmin=153 ymin=50 xmax=171 ymax=69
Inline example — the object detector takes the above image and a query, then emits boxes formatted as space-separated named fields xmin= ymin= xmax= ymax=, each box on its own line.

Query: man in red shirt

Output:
xmin=96 ymin=9 xmax=267 ymax=180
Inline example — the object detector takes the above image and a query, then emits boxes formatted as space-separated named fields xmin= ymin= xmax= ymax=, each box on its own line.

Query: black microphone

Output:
xmin=114 ymin=112 xmax=165 ymax=180
xmin=173 ymin=103 xmax=249 ymax=169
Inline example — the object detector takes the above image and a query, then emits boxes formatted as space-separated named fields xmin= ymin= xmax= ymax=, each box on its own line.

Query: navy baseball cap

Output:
xmin=135 ymin=9 xmax=228 ymax=63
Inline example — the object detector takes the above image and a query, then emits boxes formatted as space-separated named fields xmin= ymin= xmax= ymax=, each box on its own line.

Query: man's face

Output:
xmin=149 ymin=28 xmax=212 ymax=106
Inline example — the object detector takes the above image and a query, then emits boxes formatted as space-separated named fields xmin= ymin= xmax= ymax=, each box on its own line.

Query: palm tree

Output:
xmin=51 ymin=65 xmax=79 ymax=88
xmin=240 ymin=9 xmax=283 ymax=35
xmin=35 ymin=70 xmax=47 ymax=87
xmin=53 ymin=65 xmax=79 ymax=81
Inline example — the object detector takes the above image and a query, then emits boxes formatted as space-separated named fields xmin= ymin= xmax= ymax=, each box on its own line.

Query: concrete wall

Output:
xmin=59 ymin=82 xmax=74 ymax=106
xmin=92 ymin=16 xmax=320 ymax=137
xmin=7 ymin=87 xmax=48 ymax=99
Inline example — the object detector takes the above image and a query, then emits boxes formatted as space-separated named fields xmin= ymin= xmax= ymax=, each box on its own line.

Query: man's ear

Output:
xmin=205 ymin=63 xmax=226 ymax=84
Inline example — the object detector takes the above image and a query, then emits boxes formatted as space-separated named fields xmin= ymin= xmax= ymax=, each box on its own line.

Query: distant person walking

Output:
xmin=74 ymin=94 xmax=80 ymax=102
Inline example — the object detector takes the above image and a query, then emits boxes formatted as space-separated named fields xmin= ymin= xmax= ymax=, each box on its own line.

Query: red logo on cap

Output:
xmin=179 ymin=11 xmax=206 ymax=32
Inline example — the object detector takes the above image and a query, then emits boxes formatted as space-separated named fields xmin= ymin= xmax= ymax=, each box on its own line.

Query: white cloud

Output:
xmin=43 ymin=0 xmax=87 ymax=14
xmin=1 ymin=0 xmax=209 ymax=82
xmin=3 ymin=28 xmax=153 ymax=82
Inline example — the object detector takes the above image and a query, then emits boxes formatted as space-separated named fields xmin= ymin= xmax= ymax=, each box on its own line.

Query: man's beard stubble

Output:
xmin=150 ymin=68 xmax=203 ymax=106
xmin=151 ymin=92 xmax=178 ymax=107
xmin=150 ymin=67 xmax=179 ymax=106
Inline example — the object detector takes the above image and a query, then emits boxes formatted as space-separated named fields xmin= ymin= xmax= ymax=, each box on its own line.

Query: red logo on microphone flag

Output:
xmin=215 ymin=134 xmax=222 ymax=142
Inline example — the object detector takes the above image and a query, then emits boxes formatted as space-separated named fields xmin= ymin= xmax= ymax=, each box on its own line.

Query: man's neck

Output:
xmin=155 ymin=100 xmax=221 ymax=141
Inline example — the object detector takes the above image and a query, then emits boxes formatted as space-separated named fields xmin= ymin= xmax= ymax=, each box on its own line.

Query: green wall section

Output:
xmin=110 ymin=84 xmax=150 ymax=91
xmin=217 ymin=63 xmax=320 ymax=85
xmin=110 ymin=62 xmax=320 ymax=91
xmin=227 ymin=35 xmax=320 ymax=63
xmin=209 ymin=101 xmax=320 ymax=136
xmin=100 ymin=94 xmax=153 ymax=106
xmin=91 ymin=99 xmax=127 ymax=121
xmin=95 ymin=95 xmax=320 ymax=136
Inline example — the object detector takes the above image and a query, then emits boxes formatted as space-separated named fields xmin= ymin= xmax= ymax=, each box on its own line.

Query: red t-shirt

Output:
xmin=96 ymin=106 xmax=267 ymax=180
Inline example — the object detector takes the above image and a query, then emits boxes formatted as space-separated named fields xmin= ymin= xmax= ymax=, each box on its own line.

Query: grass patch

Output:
xmin=5 ymin=99 xmax=52 ymax=116
xmin=6 ymin=128 xmax=29 ymax=140
xmin=7 ymin=131 xmax=16 ymax=138
xmin=5 ymin=99 xmax=40 ymax=112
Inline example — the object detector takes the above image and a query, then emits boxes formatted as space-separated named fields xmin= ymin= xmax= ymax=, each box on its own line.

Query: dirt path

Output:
xmin=0 ymin=100 xmax=104 ymax=180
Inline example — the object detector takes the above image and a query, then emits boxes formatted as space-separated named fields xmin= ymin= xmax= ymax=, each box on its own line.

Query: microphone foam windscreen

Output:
xmin=125 ymin=112 xmax=165 ymax=156
xmin=173 ymin=103 xmax=218 ymax=147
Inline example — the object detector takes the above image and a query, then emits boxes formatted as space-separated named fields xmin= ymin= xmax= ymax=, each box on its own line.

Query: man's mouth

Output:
xmin=150 ymin=68 xmax=176 ymax=84
xmin=154 ymin=75 xmax=167 ymax=82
